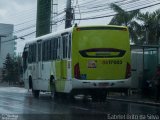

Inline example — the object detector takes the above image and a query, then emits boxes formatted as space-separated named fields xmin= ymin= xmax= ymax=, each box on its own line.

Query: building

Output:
xmin=0 ymin=23 xmax=16 ymax=69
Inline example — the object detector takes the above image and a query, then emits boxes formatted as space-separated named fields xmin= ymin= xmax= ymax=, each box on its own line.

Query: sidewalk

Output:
xmin=107 ymin=92 xmax=160 ymax=106
xmin=0 ymin=82 xmax=24 ymax=87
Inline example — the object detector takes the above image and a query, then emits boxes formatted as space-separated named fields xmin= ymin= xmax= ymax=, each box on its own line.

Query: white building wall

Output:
xmin=0 ymin=23 xmax=15 ymax=68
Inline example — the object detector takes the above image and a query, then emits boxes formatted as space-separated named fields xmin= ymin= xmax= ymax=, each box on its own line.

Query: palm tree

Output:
xmin=109 ymin=3 xmax=140 ymax=44
xmin=137 ymin=9 xmax=160 ymax=44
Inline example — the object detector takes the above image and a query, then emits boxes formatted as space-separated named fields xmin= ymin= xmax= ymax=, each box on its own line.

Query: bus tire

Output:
xmin=91 ymin=91 xmax=107 ymax=102
xmin=29 ymin=76 xmax=40 ymax=98
xmin=67 ymin=93 xmax=75 ymax=102
xmin=91 ymin=95 xmax=99 ymax=102
xmin=99 ymin=94 xmax=107 ymax=102
xmin=50 ymin=75 xmax=57 ymax=99
xmin=29 ymin=76 xmax=32 ymax=89
xmin=124 ymin=88 xmax=129 ymax=96
xmin=32 ymin=90 xmax=40 ymax=98
xmin=61 ymin=93 xmax=75 ymax=103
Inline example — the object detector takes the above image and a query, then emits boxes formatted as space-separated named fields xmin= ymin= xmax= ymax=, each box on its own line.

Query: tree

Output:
xmin=109 ymin=3 xmax=140 ymax=44
xmin=2 ymin=54 xmax=14 ymax=84
xmin=137 ymin=9 xmax=160 ymax=44
xmin=2 ymin=54 xmax=23 ymax=85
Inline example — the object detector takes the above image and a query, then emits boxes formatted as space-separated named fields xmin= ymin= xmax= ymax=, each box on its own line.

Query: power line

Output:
xmin=74 ymin=1 xmax=160 ymax=20
xmin=2 ymin=1 xmax=64 ymax=26
xmin=13 ymin=9 xmax=65 ymax=29
xmin=74 ymin=0 xmax=158 ymax=13
xmin=0 ymin=16 xmax=65 ymax=41
xmin=10 ymin=1 xmax=160 ymax=30
xmin=13 ymin=0 xmax=160 ymax=39
xmin=1 ymin=18 xmax=66 ymax=44
xmin=1 ymin=0 xmax=159 ymax=45
xmin=2 ymin=31 xmax=36 ymax=44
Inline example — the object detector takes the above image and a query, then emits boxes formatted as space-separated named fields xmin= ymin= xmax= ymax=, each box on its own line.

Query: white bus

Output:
xmin=23 ymin=25 xmax=131 ymax=101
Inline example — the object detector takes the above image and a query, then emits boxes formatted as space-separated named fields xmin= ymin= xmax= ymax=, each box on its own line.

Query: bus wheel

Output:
xmin=29 ymin=76 xmax=32 ymax=89
xmin=65 ymin=93 xmax=75 ymax=103
xmin=29 ymin=76 xmax=40 ymax=98
xmin=124 ymin=88 xmax=129 ymax=96
xmin=91 ymin=95 xmax=98 ymax=102
xmin=32 ymin=90 xmax=40 ymax=98
xmin=99 ymin=94 xmax=107 ymax=102
xmin=91 ymin=92 xmax=107 ymax=102
xmin=50 ymin=75 xmax=57 ymax=99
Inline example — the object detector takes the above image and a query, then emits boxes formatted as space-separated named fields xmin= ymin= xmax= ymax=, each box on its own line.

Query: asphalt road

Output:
xmin=0 ymin=87 xmax=160 ymax=120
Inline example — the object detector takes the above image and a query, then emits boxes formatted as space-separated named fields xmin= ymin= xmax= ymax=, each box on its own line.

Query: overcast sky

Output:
xmin=0 ymin=0 xmax=159 ymax=28
xmin=0 ymin=0 xmax=36 ymax=22
xmin=0 ymin=0 xmax=159 ymax=54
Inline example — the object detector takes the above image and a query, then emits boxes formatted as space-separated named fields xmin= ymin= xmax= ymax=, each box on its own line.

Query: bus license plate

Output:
xmin=99 ymin=83 xmax=109 ymax=87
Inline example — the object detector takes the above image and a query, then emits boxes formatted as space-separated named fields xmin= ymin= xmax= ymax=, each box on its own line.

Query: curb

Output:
xmin=107 ymin=97 xmax=160 ymax=106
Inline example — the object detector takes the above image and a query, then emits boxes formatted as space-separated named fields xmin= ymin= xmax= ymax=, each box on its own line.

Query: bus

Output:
xmin=22 ymin=25 xmax=131 ymax=101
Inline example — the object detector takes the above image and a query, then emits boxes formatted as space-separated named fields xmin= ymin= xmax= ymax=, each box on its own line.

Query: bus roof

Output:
xmin=77 ymin=25 xmax=127 ymax=29
xmin=25 ymin=27 xmax=73 ymax=46
xmin=25 ymin=25 xmax=127 ymax=46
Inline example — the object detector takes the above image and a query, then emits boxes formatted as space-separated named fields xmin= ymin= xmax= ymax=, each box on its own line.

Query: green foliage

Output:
xmin=137 ymin=9 xmax=160 ymax=44
xmin=2 ymin=54 xmax=22 ymax=85
xmin=109 ymin=3 xmax=140 ymax=43
xmin=109 ymin=3 xmax=160 ymax=45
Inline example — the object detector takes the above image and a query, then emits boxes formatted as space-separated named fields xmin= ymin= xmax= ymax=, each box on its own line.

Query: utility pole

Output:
xmin=52 ymin=0 xmax=58 ymax=32
xmin=36 ymin=0 xmax=52 ymax=37
xmin=65 ymin=0 xmax=73 ymax=28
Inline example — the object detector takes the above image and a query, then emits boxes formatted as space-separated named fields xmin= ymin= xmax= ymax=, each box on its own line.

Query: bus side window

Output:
xmin=42 ymin=42 xmax=45 ymax=61
xmin=57 ymin=37 xmax=61 ymax=59
xmin=45 ymin=41 xmax=47 ymax=61
xmin=53 ymin=38 xmax=56 ymax=60
xmin=51 ymin=39 xmax=54 ymax=60
xmin=49 ymin=40 xmax=51 ymax=60
xmin=28 ymin=45 xmax=31 ymax=63
xmin=62 ymin=36 xmax=65 ymax=59
xmin=62 ymin=34 xmax=71 ymax=59
xmin=62 ymin=35 xmax=68 ymax=59
xmin=33 ymin=44 xmax=36 ymax=62
xmin=42 ymin=41 xmax=47 ymax=61
xmin=22 ymin=50 xmax=28 ymax=71
xmin=51 ymin=38 xmax=58 ymax=60
xmin=55 ymin=38 xmax=58 ymax=60
xmin=46 ymin=41 xmax=48 ymax=61
xmin=28 ymin=44 xmax=36 ymax=63
xmin=68 ymin=34 xmax=71 ymax=59
xmin=38 ymin=42 xmax=41 ymax=61
xmin=47 ymin=40 xmax=51 ymax=60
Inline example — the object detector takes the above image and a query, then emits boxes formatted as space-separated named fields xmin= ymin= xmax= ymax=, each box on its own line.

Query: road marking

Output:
xmin=70 ymin=105 xmax=109 ymax=114
xmin=71 ymin=106 xmax=89 ymax=111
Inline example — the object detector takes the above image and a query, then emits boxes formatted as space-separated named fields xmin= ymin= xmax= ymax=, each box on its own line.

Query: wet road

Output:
xmin=0 ymin=87 xmax=160 ymax=120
